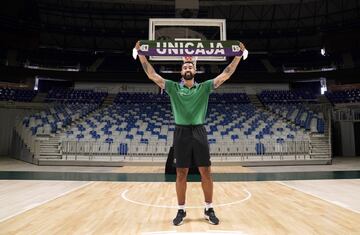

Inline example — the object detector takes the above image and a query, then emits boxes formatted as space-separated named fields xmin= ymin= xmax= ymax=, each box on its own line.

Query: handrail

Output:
xmin=60 ymin=139 xmax=310 ymax=162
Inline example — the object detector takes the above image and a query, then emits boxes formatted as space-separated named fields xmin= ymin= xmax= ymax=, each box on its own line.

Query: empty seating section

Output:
xmin=61 ymin=101 xmax=173 ymax=158
xmin=61 ymin=91 xmax=311 ymax=160
xmin=325 ymin=89 xmax=360 ymax=104
xmin=267 ymin=104 xmax=325 ymax=134
xmin=258 ymin=89 xmax=317 ymax=104
xmin=16 ymin=88 xmax=105 ymax=154
xmin=0 ymin=88 xmax=37 ymax=102
xmin=258 ymin=89 xmax=325 ymax=134
xmin=45 ymin=88 xmax=107 ymax=103
xmin=209 ymin=93 xmax=250 ymax=103
xmin=10 ymin=86 xmax=327 ymax=161
xmin=206 ymin=103 xmax=310 ymax=156
xmin=18 ymin=103 xmax=100 ymax=152
xmin=114 ymin=92 xmax=168 ymax=103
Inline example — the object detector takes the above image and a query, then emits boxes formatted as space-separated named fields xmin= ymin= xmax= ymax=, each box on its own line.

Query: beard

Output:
xmin=183 ymin=71 xmax=194 ymax=80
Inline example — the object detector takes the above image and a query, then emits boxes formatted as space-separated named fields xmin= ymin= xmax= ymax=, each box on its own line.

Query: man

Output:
xmin=135 ymin=41 xmax=246 ymax=226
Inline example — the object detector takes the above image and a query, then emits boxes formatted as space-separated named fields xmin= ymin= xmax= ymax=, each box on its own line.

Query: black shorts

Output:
xmin=173 ymin=124 xmax=211 ymax=168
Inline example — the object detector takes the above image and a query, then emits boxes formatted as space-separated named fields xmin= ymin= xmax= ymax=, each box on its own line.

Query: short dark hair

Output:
xmin=182 ymin=61 xmax=195 ymax=67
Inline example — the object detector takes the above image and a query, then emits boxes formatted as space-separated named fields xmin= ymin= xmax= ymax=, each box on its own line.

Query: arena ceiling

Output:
xmin=1 ymin=0 xmax=357 ymax=53
xmin=0 ymin=0 xmax=359 ymax=76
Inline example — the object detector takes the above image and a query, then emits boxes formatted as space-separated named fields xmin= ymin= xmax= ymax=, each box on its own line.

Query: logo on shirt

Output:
xmin=177 ymin=90 xmax=193 ymax=96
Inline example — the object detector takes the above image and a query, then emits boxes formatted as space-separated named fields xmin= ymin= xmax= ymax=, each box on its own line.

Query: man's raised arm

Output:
xmin=213 ymin=42 xmax=246 ymax=89
xmin=135 ymin=41 xmax=165 ymax=89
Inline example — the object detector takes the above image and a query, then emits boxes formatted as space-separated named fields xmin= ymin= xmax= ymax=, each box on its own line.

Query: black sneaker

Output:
xmin=204 ymin=208 xmax=219 ymax=225
xmin=173 ymin=209 xmax=186 ymax=226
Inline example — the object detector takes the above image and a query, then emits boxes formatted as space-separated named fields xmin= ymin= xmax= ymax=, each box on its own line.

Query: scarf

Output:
xmin=136 ymin=40 xmax=244 ymax=57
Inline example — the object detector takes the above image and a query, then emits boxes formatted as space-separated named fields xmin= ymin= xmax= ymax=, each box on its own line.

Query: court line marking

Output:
xmin=121 ymin=188 xmax=251 ymax=209
xmin=278 ymin=181 xmax=360 ymax=214
xmin=0 ymin=181 xmax=93 ymax=223
xmin=141 ymin=231 xmax=176 ymax=234
xmin=208 ymin=230 xmax=248 ymax=234
xmin=142 ymin=230 xmax=248 ymax=235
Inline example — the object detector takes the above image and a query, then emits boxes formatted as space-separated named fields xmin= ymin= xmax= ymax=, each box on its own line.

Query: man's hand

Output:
xmin=239 ymin=42 xmax=246 ymax=52
xmin=213 ymin=41 xmax=245 ymax=89
xmin=239 ymin=42 xmax=248 ymax=60
xmin=136 ymin=40 xmax=165 ymax=89
xmin=135 ymin=41 xmax=141 ymax=51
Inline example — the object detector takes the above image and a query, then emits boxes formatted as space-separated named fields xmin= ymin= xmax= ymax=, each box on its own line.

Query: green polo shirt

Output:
xmin=165 ymin=79 xmax=214 ymax=125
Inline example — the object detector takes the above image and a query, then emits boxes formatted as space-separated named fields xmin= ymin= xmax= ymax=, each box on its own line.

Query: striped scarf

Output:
xmin=137 ymin=40 xmax=243 ymax=57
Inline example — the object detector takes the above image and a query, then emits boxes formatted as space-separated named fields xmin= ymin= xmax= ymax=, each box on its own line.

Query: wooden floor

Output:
xmin=1 ymin=159 xmax=360 ymax=234
xmin=0 ymin=180 xmax=360 ymax=234
xmin=0 ymin=158 xmax=252 ymax=173
xmin=111 ymin=165 xmax=253 ymax=173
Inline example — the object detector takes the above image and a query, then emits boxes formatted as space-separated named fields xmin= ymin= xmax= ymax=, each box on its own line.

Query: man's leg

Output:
xmin=173 ymin=168 xmax=189 ymax=226
xmin=198 ymin=166 xmax=213 ymax=203
xmin=198 ymin=166 xmax=219 ymax=225
xmin=176 ymin=168 xmax=189 ymax=205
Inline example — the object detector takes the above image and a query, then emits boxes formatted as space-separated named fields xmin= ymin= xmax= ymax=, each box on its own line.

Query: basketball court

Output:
xmin=1 ymin=0 xmax=360 ymax=234
xmin=1 ymin=158 xmax=360 ymax=234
